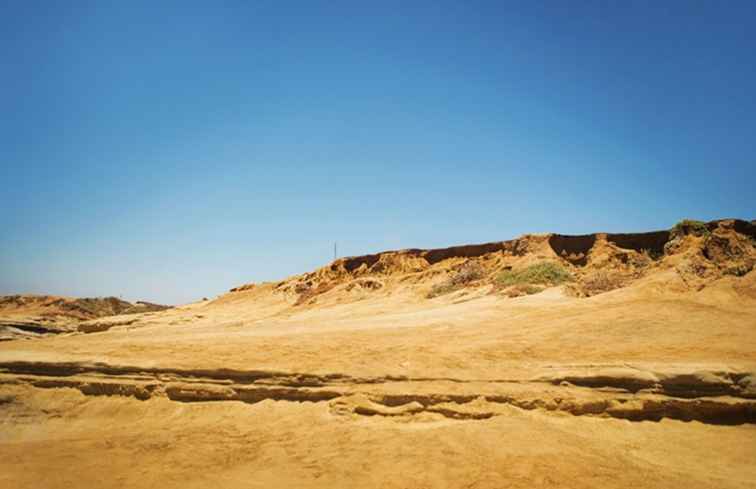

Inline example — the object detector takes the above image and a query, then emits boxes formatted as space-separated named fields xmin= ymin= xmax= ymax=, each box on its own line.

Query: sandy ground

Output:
xmin=2 ymin=228 xmax=756 ymax=488
xmin=2 ymin=385 xmax=755 ymax=489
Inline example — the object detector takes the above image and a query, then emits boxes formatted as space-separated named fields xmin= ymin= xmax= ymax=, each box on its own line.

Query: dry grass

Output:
xmin=294 ymin=282 xmax=337 ymax=306
xmin=503 ymin=284 xmax=543 ymax=297
xmin=566 ymin=270 xmax=626 ymax=297
xmin=427 ymin=261 xmax=485 ymax=298
xmin=581 ymin=270 xmax=625 ymax=295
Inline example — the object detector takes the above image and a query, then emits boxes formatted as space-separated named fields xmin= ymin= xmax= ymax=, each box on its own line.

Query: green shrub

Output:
xmin=495 ymin=262 xmax=572 ymax=287
xmin=672 ymin=219 xmax=710 ymax=237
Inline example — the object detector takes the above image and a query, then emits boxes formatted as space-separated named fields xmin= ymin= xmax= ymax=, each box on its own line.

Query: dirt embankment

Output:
xmin=0 ymin=295 xmax=171 ymax=341
xmin=228 ymin=219 xmax=755 ymax=307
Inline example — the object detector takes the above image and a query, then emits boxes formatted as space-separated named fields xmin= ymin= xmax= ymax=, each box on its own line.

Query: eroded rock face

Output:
xmin=1 ymin=360 xmax=754 ymax=425
xmin=0 ymin=295 xmax=171 ymax=322
xmin=7 ymin=219 xmax=755 ymax=342
xmin=702 ymin=226 xmax=755 ymax=276
xmin=548 ymin=234 xmax=596 ymax=266
xmin=228 ymin=219 xmax=756 ymax=306
xmin=0 ymin=295 xmax=171 ymax=340
xmin=0 ymin=320 xmax=70 ymax=342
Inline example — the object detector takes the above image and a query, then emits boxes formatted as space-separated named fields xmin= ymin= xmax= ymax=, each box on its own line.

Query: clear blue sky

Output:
xmin=1 ymin=1 xmax=754 ymax=304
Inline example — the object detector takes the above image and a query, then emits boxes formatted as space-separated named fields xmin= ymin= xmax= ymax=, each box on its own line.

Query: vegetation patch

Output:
xmin=640 ymin=248 xmax=664 ymax=261
xmin=672 ymin=219 xmax=711 ymax=237
xmin=567 ymin=270 xmax=626 ymax=297
xmin=426 ymin=261 xmax=485 ymax=298
xmin=495 ymin=262 xmax=572 ymax=288
xmin=724 ymin=263 xmax=753 ymax=277
xmin=294 ymin=281 xmax=337 ymax=306
xmin=503 ymin=284 xmax=543 ymax=298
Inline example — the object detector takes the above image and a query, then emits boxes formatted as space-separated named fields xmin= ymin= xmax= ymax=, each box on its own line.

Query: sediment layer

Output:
xmin=1 ymin=361 xmax=754 ymax=425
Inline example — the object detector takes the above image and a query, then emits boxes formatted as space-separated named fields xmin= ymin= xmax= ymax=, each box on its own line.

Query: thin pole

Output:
xmin=334 ymin=242 xmax=337 ymax=261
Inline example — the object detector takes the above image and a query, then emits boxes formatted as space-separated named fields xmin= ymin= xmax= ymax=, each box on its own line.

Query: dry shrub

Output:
xmin=724 ymin=263 xmax=753 ymax=277
xmin=572 ymin=270 xmax=625 ymax=297
xmin=294 ymin=281 xmax=337 ymax=306
xmin=427 ymin=261 xmax=485 ymax=298
xmin=345 ymin=278 xmax=384 ymax=291
xmin=503 ymin=284 xmax=543 ymax=298
xmin=450 ymin=261 xmax=485 ymax=286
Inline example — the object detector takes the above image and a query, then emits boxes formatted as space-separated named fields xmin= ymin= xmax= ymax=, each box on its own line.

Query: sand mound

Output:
xmin=0 ymin=295 xmax=171 ymax=341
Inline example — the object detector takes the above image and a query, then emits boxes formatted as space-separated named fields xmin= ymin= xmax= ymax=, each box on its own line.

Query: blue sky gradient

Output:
xmin=1 ymin=1 xmax=754 ymax=304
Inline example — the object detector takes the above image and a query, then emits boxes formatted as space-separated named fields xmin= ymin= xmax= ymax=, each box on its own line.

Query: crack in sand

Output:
xmin=1 ymin=360 xmax=755 ymax=425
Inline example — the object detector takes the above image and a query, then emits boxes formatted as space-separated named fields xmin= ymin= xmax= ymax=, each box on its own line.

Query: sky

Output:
xmin=1 ymin=1 xmax=755 ymax=304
